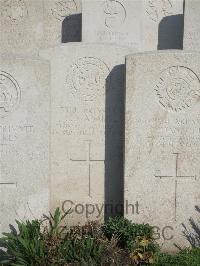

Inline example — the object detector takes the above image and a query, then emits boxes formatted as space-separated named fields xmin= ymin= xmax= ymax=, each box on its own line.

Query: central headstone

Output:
xmin=41 ymin=43 xmax=133 ymax=224
xmin=125 ymin=51 xmax=200 ymax=251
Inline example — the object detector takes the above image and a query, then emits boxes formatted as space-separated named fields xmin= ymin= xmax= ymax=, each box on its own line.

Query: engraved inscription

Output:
xmin=146 ymin=0 xmax=173 ymax=22
xmin=69 ymin=57 xmax=110 ymax=101
xmin=1 ymin=0 xmax=28 ymax=24
xmin=51 ymin=0 xmax=77 ymax=21
xmin=0 ymin=71 xmax=21 ymax=117
xmin=155 ymin=153 xmax=196 ymax=221
xmin=103 ymin=0 xmax=126 ymax=29
xmin=154 ymin=66 xmax=200 ymax=112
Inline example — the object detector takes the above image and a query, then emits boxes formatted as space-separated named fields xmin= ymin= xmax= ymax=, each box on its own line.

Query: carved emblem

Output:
xmin=0 ymin=71 xmax=21 ymax=117
xmin=69 ymin=57 xmax=110 ymax=101
xmin=103 ymin=0 xmax=126 ymax=29
xmin=154 ymin=66 xmax=200 ymax=112
xmin=146 ymin=0 xmax=173 ymax=22
xmin=51 ymin=0 xmax=77 ymax=21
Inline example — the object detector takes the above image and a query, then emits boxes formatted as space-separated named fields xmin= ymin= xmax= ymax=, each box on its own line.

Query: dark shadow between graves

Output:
xmin=158 ymin=14 xmax=184 ymax=50
xmin=62 ymin=13 xmax=82 ymax=43
xmin=104 ymin=64 xmax=126 ymax=220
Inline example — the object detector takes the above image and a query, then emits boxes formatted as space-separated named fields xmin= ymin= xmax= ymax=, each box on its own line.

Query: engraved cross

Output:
xmin=155 ymin=153 xmax=196 ymax=221
xmin=70 ymin=141 xmax=104 ymax=197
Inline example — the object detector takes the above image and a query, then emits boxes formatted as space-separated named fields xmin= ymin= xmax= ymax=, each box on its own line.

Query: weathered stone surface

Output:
xmin=82 ymin=0 xmax=183 ymax=50
xmin=82 ymin=0 xmax=142 ymax=49
xmin=143 ymin=0 xmax=184 ymax=50
xmin=41 ymin=43 xmax=133 ymax=224
xmin=43 ymin=0 xmax=82 ymax=46
xmin=0 ymin=0 xmax=82 ymax=56
xmin=0 ymin=56 xmax=50 ymax=234
xmin=184 ymin=0 xmax=200 ymax=50
xmin=0 ymin=0 xmax=44 ymax=56
xmin=125 ymin=51 xmax=200 ymax=251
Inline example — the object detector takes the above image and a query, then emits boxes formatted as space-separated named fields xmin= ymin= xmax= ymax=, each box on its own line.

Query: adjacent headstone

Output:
xmin=43 ymin=0 xmax=82 ymax=46
xmin=184 ymin=0 xmax=200 ymax=51
xmin=143 ymin=0 xmax=184 ymax=50
xmin=82 ymin=0 xmax=184 ymax=50
xmin=82 ymin=0 xmax=142 ymax=49
xmin=0 ymin=0 xmax=82 ymax=57
xmin=0 ymin=0 xmax=44 ymax=56
xmin=0 ymin=56 xmax=50 ymax=234
xmin=40 ymin=43 xmax=133 ymax=224
xmin=125 ymin=51 xmax=200 ymax=251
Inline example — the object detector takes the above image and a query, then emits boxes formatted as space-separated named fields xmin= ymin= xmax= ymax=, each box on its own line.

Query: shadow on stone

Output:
xmin=62 ymin=13 xmax=82 ymax=43
xmin=104 ymin=64 xmax=125 ymax=220
xmin=158 ymin=14 xmax=184 ymax=50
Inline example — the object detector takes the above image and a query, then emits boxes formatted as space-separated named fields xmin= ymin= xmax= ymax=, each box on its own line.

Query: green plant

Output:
xmin=43 ymin=207 xmax=70 ymax=238
xmin=67 ymin=221 xmax=103 ymax=240
xmin=0 ymin=208 xmax=70 ymax=266
xmin=103 ymin=217 xmax=158 ymax=250
xmin=155 ymin=248 xmax=200 ymax=266
xmin=61 ymin=235 xmax=104 ymax=265
xmin=181 ymin=206 xmax=200 ymax=248
xmin=100 ymin=235 xmax=139 ymax=266
xmin=103 ymin=217 xmax=159 ymax=265
xmin=0 ymin=220 xmax=46 ymax=266
xmin=155 ymin=206 xmax=200 ymax=266
xmin=129 ymin=236 xmax=158 ymax=265
xmin=0 ymin=209 xmax=106 ymax=266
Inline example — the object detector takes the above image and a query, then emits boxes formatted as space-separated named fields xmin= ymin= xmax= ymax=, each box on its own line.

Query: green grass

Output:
xmin=155 ymin=248 xmax=200 ymax=266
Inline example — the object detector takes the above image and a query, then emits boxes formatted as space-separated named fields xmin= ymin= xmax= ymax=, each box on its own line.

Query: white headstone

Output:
xmin=184 ymin=0 xmax=200 ymax=51
xmin=0 ymin=0 xmax=82 ymax=56
xmin=143 ymin=0 xmax=184 ymax=50
xmin=125 ymin=51 xmax=200 ymax=252
xmin=0 ymin=0 xmax=44 ymax=56
xmin=82 ymin=0 xmax=184 ymax=50
xmin=82 ymin=0 xmax=142 ymax=49
xmin=43 ymin=0 xmax=82 ymax=46
xmin=40 ymin=43 xmax=133 ymax=224
xmin=0 ymin=56 xmax=50 ymax=234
